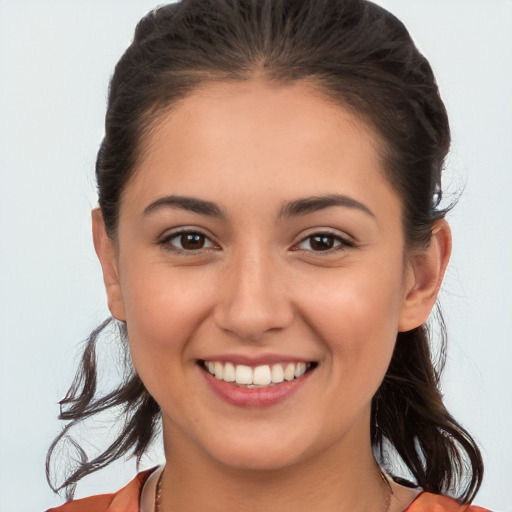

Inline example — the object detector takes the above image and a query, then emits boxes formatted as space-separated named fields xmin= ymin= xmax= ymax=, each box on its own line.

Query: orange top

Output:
xmin=45 ymin=470 xmax=152 ymax=512
xmin=46 ymin=470 xmax=491 ymax=512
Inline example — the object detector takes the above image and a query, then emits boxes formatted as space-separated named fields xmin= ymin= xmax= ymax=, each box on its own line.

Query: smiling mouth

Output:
xmin=200 ymin=360 xmax=317 ymax=388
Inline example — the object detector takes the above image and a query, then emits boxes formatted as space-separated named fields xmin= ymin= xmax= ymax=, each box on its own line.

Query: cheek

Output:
xmin=121 ymin=263 xmax=212 ymax=334
xmin=119 ymin=265 xmax=216 ymax=384
xmin=297 ymin=263 xmax=405 ymax=374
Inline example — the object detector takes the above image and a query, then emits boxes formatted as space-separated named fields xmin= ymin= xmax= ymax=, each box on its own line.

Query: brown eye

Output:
xmin=296 ymin=232 xmax=352 ymax=252
xmin=162 ymin=231 xmax=216 ymax=252
xmin=309 ymin=234 xmax=336 ymax=251
xmin=180 ymin=233 xmax=206 ymax=250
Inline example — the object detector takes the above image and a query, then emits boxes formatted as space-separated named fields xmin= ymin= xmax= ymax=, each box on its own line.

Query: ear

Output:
xmin=398 ymin=219 xmax=452 ymax=332
xmin=92 ymin=208 xmax=126 ymax=321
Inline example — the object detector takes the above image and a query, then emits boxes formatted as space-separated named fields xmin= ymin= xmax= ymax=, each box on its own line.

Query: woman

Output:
xmin=46 ymin=0 xmax=490 ymax=510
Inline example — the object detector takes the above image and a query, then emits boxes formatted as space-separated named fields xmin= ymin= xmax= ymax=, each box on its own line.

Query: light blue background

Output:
xmin=0 ymin=1 xmax=510 ymax=511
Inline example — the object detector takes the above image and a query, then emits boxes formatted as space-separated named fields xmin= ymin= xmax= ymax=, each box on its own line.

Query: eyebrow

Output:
xmin=143 ymin=195 xmax=226 ymax=218
xmin=142 ymin=193 xmax=374 ymax=220
xmin=279 ymin=194 xmax=375 ymax=218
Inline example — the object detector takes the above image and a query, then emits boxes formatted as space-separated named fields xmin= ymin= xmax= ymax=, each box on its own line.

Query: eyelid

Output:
xmin=157 ymin=227 xmax=220 ymax=253
xmin=291 ymin=229 xmax=355 ymax=253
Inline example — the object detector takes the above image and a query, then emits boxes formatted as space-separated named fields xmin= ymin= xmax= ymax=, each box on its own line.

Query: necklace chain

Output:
xmin=155 ymin=468 xmax=163 ymax=512
xmin=154 ymin=467 xmax=392 ymax=512
xmin=380 ymin=470 xmax=393 ymax=512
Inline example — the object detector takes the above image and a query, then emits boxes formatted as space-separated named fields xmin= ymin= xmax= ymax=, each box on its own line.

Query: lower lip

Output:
xmin=200 ymin=366 xmax=314 ymax=408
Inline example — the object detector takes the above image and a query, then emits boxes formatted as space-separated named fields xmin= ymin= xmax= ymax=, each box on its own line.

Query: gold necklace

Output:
xmin=380 ymin=469 xmax=393 ymax=512
xmin=154 ymin=467 xmax=392 ymax=512
xmin=154 ymin=468 xmax=163 ymax=512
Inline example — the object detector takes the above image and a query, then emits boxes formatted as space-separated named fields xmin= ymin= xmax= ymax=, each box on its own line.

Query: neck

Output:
xmin=158 ymin=419 xmax=390 ymax=512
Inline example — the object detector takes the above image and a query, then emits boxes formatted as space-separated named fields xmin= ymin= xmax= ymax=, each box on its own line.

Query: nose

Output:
xmin=213 ymin=247 xmax=294 ymax=342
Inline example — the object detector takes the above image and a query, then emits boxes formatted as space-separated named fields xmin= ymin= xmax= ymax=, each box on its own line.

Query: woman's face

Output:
xmin=97 ymin=80 xmax=433 ymax=472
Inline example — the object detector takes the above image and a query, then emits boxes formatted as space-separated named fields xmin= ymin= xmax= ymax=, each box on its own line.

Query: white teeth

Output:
xmin=253 ymin=365 xmax=272 ymax=386
xmin=223 ymin=362 xmax=235 ymax=382
xmin=294 ymin=362 xmax=307 ymax=378
xmin=235 ymin=365 xmax=253 ymax=385
xmin=204 ymin=360 xmax=313 ymax=387
xmin=214 ymin=361 xmax=224 ymax=380
xmin=283 ymin=363 xmax=295 ymax=381
xmin=271 ymin=364 xmax=284 ymax=384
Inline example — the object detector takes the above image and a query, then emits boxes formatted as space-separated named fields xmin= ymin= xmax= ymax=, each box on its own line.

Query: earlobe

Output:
xmin=92 ymin=209 xmax=126 ymax=321
xmin=398 ymin=220 xmax=452 ymax=332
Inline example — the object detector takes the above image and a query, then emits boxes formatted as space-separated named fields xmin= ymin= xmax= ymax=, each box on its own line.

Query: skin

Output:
xmin=93 ymin=79 xmax=451 ymax=512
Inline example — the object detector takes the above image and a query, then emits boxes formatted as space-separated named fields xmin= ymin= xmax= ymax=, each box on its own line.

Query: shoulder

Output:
xmin=405 ymin=492 xmax=492 ymax=512
xmin=45 ymin=468 xmax=156 ymax=512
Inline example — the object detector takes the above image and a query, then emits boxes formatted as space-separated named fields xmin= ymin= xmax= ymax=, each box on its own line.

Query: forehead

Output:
xmin=148 ymin=79 xmax=381 ymax=156
xmin=123 ymin=79 xmax=400 ymax=224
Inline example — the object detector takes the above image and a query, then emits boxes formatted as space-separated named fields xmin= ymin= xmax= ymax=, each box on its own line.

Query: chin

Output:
xmin=211 ymin=446 xmax=304 ymax=473
xmin=189 ymin=426 xmax=305 ymax=472
xmin=202 ymin=422 xmax=334 ymax=475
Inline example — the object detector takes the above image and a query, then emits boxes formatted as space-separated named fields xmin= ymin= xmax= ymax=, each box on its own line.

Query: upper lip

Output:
xmin=198 ymin=354 xmax=316 ymax=366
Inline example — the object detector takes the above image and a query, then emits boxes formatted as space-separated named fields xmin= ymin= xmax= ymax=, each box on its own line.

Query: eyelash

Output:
xmin=158 ymin=230 xmax=219 ymax=254
xmin=293 ymin=231 xmax=355 ymax=254
xmin=158 ymin=229 xmax=354 ymax=255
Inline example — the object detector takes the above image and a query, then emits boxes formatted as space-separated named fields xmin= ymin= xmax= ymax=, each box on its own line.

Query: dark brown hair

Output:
xmin=47 ymin=0 xmax=483 ymax=502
